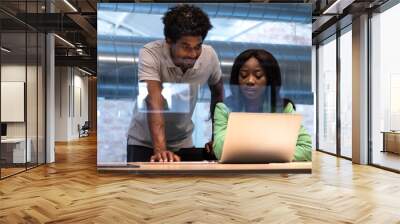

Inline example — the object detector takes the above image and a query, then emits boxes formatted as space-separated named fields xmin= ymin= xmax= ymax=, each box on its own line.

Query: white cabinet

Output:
xmin=1 ymin=138 xmax=32 ymax=163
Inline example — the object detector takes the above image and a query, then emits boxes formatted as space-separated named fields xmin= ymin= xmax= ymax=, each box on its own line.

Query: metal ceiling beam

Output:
xmin=67 ymin=13 xmax=97 ymax=46
xmin=312 ymin=0 xmax=387 ymax=43
xmin=312 ymin=14 xmax=335 ymax=33
xmin=55 ymin=55 xmax=96 ymax=73
xmin=4 ymin=12 xmax=96 ymax=48
xmin=322 ymin=0 xmax=356 ymax=15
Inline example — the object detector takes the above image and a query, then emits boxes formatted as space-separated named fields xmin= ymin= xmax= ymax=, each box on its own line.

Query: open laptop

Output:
xmin=219 ymin=112 xmax=302 ymax=164
xmin=124 ymin=112 xmax=302 ymax=165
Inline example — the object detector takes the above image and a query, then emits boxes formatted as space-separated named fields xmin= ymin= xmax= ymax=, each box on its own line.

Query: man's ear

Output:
xmin=166 ymin=38 xmax=172 ymax=44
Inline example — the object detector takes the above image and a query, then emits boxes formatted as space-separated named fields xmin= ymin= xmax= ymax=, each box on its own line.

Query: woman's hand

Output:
xmin=204 ymin=141 xmax=215 ymax=159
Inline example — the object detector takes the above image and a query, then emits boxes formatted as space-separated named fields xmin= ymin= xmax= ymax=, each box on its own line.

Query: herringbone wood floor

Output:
xmin=1 ymin=135 xmax=400 ymax=224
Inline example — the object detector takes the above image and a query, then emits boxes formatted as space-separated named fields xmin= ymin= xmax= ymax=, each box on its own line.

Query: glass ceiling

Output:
xmin=98 ymin=9 xmax=311 ymax=46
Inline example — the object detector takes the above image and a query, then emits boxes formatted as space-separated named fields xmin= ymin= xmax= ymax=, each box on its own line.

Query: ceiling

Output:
xmin=0 ymin=0 xmax=393 ymax=75
xmin=1 ymin=0 xmax=97 ymax=73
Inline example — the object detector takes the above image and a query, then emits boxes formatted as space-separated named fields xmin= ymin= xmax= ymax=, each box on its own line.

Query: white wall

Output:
xmin=1 ymin=65 xmax=41 ymax=138
xmin=72 ymin=72 xmax=89 ymax=138
xmin=1 ymin=65 xmax=26 ymax=81
xmin=55 ymin=67 xmax=69 ymax=141
xmin=54 ymin=67 xmax=89 ymax=141
xmin=1 ymin=65 xmax=26 ymax=139
xmin=1 ymin=64 xmax=46 ymax=164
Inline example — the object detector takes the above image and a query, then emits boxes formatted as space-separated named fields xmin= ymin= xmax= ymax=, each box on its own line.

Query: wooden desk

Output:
xmin=97 ymin=161 xmax=312 ymax=174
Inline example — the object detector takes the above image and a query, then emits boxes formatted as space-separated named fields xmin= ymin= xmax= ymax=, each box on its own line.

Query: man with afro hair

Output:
xmin=127 ymin=4 xmax=224 ymax=162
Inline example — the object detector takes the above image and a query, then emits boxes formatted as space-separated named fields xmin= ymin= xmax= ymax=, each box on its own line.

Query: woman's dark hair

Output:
xmin=230 ymin=49 xmax=295 ymax=112
xmin=162 ymin=4 xmax=212 ymax=42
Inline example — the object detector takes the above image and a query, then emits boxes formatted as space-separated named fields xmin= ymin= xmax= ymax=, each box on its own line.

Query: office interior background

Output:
xmin=0 ymin=0 xmax=400 ymax=222
xmin=0 ymin=0 xmax=97 ymax=178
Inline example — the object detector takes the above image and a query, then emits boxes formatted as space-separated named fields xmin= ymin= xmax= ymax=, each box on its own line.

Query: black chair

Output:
xmin=79 ymin=121 xmax=90 ymax=138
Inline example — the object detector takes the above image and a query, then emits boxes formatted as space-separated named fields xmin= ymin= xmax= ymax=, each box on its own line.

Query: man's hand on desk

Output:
xmin=150 ymin=150 xmax=181 ymax=162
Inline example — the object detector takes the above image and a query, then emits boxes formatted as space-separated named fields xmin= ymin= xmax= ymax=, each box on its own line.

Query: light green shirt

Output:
xmin=212 ymin=102 xmax=312 ymax=161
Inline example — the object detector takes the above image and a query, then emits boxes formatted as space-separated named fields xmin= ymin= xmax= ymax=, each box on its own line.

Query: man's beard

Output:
xmin=178 ymin=58 xmax=196 ymax=69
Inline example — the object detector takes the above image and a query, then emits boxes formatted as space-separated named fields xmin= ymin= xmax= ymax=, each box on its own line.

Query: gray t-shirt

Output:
xmin=127 ymin=40 xmax=222 ymax=151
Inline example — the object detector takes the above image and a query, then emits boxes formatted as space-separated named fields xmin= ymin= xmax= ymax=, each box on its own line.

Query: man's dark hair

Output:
xmin=162 ymin=4 xmax=212 ymax=42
